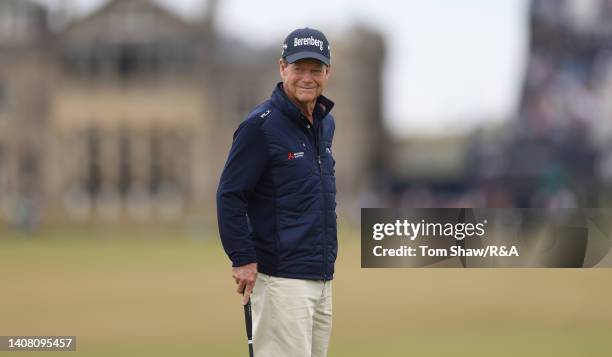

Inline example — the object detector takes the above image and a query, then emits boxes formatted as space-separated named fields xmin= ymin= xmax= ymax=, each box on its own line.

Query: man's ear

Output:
xmin=325 ymin=64 xmax=331 ymax=79
xmin=279 ymin=59 xmax=287 ymax=79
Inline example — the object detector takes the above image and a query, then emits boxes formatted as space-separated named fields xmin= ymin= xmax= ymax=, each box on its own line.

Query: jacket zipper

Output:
xmin=303 ymin=116 xmax=327 ymax=280
xmin=314 ymin=122 xmax=327 ymax=280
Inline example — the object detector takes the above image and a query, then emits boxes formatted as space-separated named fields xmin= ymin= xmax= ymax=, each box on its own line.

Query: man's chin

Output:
xmin=297 ymin=94 xmax=317 ymax=102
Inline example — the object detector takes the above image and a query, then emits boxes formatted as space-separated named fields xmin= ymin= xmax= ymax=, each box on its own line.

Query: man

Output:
xmin=216 ymin=27 xmax=337 ymax=357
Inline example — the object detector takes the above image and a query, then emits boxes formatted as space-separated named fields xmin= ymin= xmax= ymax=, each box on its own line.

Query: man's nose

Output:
xmin=301 ymin=71 xmax=314 ymax=82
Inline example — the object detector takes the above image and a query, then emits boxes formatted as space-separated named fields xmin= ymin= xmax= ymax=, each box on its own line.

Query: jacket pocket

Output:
xmin=272 ymin=145 xmax=314 ymax=190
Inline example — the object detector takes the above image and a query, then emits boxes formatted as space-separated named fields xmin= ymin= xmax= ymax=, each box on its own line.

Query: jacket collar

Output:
xmin=270 ymin=82 xmax=334 ymax=123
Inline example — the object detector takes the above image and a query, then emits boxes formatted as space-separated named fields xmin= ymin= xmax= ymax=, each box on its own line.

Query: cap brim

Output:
xmin=285 ymin=51 xmax=330 ymax=65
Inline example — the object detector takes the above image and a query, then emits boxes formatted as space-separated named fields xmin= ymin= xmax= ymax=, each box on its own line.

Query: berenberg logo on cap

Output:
xmin=293 ymin=36 xmax=324 ymax=51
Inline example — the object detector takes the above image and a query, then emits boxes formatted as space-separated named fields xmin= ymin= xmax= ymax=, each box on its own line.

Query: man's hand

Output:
xmin=232 ymin=262 xmax=258 ymax=305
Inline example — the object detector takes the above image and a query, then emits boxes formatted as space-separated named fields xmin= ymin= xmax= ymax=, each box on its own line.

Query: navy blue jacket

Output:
xmin=216 ymin=82 xmax=337 ymax=280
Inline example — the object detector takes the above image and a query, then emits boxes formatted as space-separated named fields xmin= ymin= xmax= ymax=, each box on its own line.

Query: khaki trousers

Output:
xmin=251 ymin=273 xmax=333 ymax=357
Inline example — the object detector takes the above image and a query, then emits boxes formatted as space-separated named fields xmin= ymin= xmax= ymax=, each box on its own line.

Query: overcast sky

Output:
xmin=35 ymin=0 xmax=530 ymax=138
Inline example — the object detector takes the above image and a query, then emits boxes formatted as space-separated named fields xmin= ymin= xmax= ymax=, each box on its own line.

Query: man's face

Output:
xmin=279 ymin=58 xmax=330 ymax=105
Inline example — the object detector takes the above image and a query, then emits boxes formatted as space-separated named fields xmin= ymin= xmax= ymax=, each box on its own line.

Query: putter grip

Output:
xmin=244 ymin=299 xmax=253 ymax=338
xmin=244 ymin=298 xmax=254 ymax=356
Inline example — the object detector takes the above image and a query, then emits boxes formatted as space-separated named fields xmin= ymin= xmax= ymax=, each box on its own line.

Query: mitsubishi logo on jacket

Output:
xmin=287 ymin=152 xmax=304 ymax=160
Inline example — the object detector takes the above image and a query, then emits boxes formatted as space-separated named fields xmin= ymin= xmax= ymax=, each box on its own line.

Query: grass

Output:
xmin=0 ymin=224 xmax=611 ymax=356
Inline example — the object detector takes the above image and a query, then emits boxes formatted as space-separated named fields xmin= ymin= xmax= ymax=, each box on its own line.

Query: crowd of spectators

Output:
xmin=376 ymin=0 xmax=612 ymax=211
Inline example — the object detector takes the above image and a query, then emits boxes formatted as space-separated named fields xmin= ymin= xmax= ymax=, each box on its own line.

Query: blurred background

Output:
xmin=1 ymin=0 xmax=612 ymax=356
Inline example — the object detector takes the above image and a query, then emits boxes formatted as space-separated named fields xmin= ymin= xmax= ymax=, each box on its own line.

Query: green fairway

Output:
xmin=1 ymin=225 xmax=611 ymax=356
